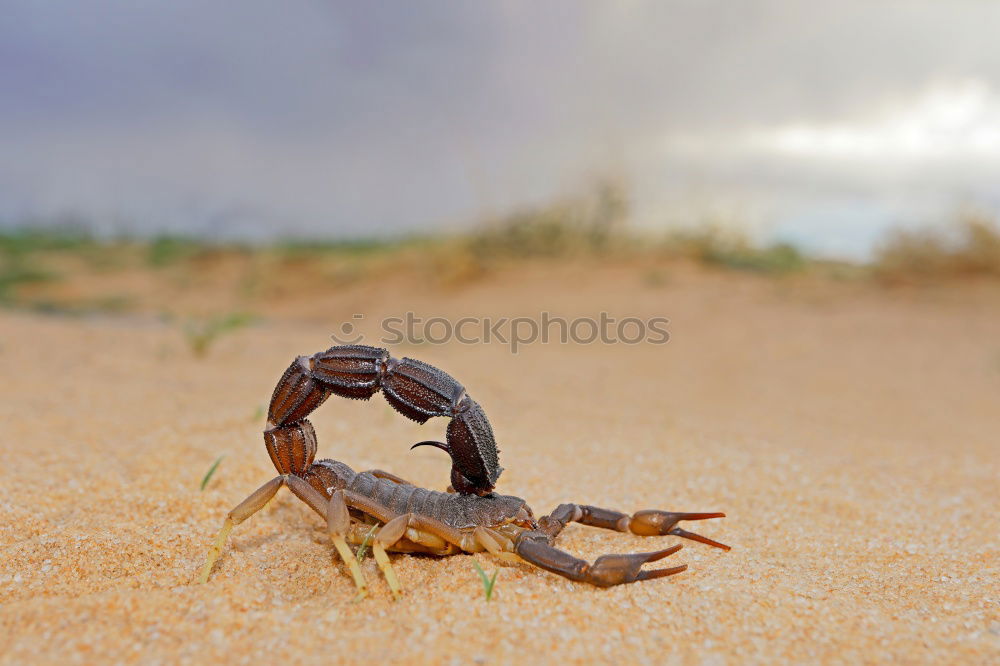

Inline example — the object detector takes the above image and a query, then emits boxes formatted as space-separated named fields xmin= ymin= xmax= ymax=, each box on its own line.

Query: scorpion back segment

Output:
xmin=265 ymin=344 xmax=502 ymax=495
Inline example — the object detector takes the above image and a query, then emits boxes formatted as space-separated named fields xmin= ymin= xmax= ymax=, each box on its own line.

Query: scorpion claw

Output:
xmin=630 ymin=510 xmax=730 ymax=550
xmin=515 ymin=536 xmax=689 ymax=587
xmin=667 ymin=526 xmax=731 ymax=551
xmin=588 ymin=544 xmax=686 ymax=586
xmin=637 ymin=563 xmax=688 ymax=581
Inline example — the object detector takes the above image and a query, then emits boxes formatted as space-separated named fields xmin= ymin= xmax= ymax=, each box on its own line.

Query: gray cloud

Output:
xmin=3 ymin=1 xmax=1000 ymax=254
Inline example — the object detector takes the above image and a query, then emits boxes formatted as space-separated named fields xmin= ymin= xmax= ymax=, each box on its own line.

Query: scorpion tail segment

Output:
xmin=515 ymin=534 xmax=687 ymax=588
xmin=326 ymin=491 xmax=368 ymax=600
xmin=410 ymin=440 xmax=497 ymax=497
xmin=445 ymin=399 xmax=502 ymax=496
xmin=629 ymin=510 xmax=730 ymax=551
xmin=268 ymin=356 xmax=332 ymax=426
xmin=310 ymin=345 xmax=388 ymax=400
xmin=264 ymin=420 xmax=318 ymax=476
xmin=382 ymin=357 xmax=463 ymax=424
xmin=450 ymin=467 xmax=495 ymax=497
xmin=312 ymin=348 xmax=504 ymax=496
xmin=380 ymin=358 xmax=502 ymax=495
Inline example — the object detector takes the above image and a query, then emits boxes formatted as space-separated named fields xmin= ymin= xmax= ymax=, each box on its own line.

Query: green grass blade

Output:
xmin=487 ymin=568 xmax=499 ymax=601
xmin=183 ymin=312 xmax=256 ymax=357
xmin=356 ymin=524 xmax=378 ymax=563
xmin=200 ymin=455 xmax=224 ymax=490
xmin=472 ymin=560 xmax=499 ymax=601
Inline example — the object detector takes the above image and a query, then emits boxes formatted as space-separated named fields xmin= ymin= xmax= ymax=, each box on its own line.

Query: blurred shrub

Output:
xmin=661 ymin=227 xmax=806 ymax=275
xmin=421 ymin=179 xmax=629 ymax=286
xmin=0 ymin=229 xmax=73 ymax=302
xmin=0 ymin=227 xmax=94 ymax=257
xmin=875 ymin=215 xmax=1000 ymax=282
xmin=0 ymin=262 xmax=57 ymax=301
xmin=275 ymin=238 xmax=403 ymax=258
xmin=147 ymin=235 xmax=209 ymax=267
xmin=465 ymin=178 xmax=629 ymax=262
xmin=703 ymin=241 xmax=805 ymax=274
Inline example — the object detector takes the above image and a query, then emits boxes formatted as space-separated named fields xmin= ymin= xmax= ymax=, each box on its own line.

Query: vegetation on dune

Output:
xmin=659 ymin=227 xmax=806 ymax=275
xmin=426 ymin=178 xmax=632 ymax=284
xmin=1 ymin=191 xmax=998 ymax=320
xmin=275 ymin=237 xmax=413 ymax=258
xmin=0 ymin=228 xmax=70 ymax=303
xmin=0 ymin=227 xmax=96 ymax=256
xmin=465 ymin=179 xmax=629 ymax=261
xmin=147 ymin=235 xmax=213 ymax=267
xmin=874 ymin=215 xmax=1000 ymax=283
xmin=0 ymin=262 xmax=58 ymax=299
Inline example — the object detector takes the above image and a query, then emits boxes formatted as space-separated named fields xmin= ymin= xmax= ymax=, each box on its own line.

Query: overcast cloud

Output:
xmin=4 ymin=1 xmax=1000 ymax=257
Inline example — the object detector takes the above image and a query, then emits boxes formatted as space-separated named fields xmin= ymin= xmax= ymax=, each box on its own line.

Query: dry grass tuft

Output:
xmin=657 ymin=226 xmax=806 ymax=275
xmin=875 ymin=215 xmax=1000 ymax=283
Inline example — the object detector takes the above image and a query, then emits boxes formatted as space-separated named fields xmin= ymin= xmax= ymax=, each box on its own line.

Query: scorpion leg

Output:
xmin=196 ymin=476 xmax=284 ymax=584
xmin=334 ymin=490 xmax=476 ymax=598
xmin=369 ymin=513 xmax=472 ymax=598
xmin=343 ymin=523 xmax=451 ymax=554
xmin=287 ymin=479 xmax=394 ymax=600
xmin=362 ymin=469 xmax=413 ymax=485
xmin=473 ymin=527 xmax=522 ymax=564
xmin=338 ymin=489 xmax=467 ymax=548
xmin=515 ymin=531 xmax=687 ymax=587
xmin=363 ymin=468 xmax=457 ymax=494
xmin=538 ymin=504 xmax=730 ymax=551
xmin=326 ymin=491 xmax=368 ymax=600
xmin=371 ymin=514 xmax=410 ymax=600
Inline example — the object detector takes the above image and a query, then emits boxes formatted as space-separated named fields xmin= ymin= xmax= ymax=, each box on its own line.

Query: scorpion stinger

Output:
xmin=409 ymin=440 xmax=468 ymax=492
xmin=410 ymin=440 xmax=450 ymax=453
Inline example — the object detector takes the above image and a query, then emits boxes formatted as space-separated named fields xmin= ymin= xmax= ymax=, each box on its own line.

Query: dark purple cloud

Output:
xmin=2 ymin=1 xmax=1000 ymax=255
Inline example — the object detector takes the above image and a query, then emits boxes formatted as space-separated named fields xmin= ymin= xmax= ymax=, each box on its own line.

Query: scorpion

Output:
xmin=197 ymin=345 xmax=729 ymax=598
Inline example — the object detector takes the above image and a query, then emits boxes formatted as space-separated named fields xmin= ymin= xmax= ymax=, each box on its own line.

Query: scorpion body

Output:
xmin=198 ymin=345 xmax=729 ymax=598
xmin=310 ymin=461 xmax=529 ymax=533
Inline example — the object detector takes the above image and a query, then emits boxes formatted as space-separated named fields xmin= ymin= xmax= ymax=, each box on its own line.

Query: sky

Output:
xmin=4 ymin=1 xmax=1000 ymax=258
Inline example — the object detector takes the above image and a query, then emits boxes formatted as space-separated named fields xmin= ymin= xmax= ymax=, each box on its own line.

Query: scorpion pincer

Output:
xmin=197 ymin=344 xmax=729 ymax=599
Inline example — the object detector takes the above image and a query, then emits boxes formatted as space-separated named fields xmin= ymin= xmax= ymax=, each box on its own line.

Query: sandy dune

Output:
xmin=1 ymin=265 xmax=997 ymax=664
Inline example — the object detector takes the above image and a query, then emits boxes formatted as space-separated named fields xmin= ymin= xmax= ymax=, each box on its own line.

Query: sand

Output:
xmin=1 ymin=265 xmax=997 ymax=665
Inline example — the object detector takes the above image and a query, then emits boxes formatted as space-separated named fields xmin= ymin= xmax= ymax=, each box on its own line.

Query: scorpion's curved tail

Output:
xmin=264 ymin=345 xmax=502 ymax=495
